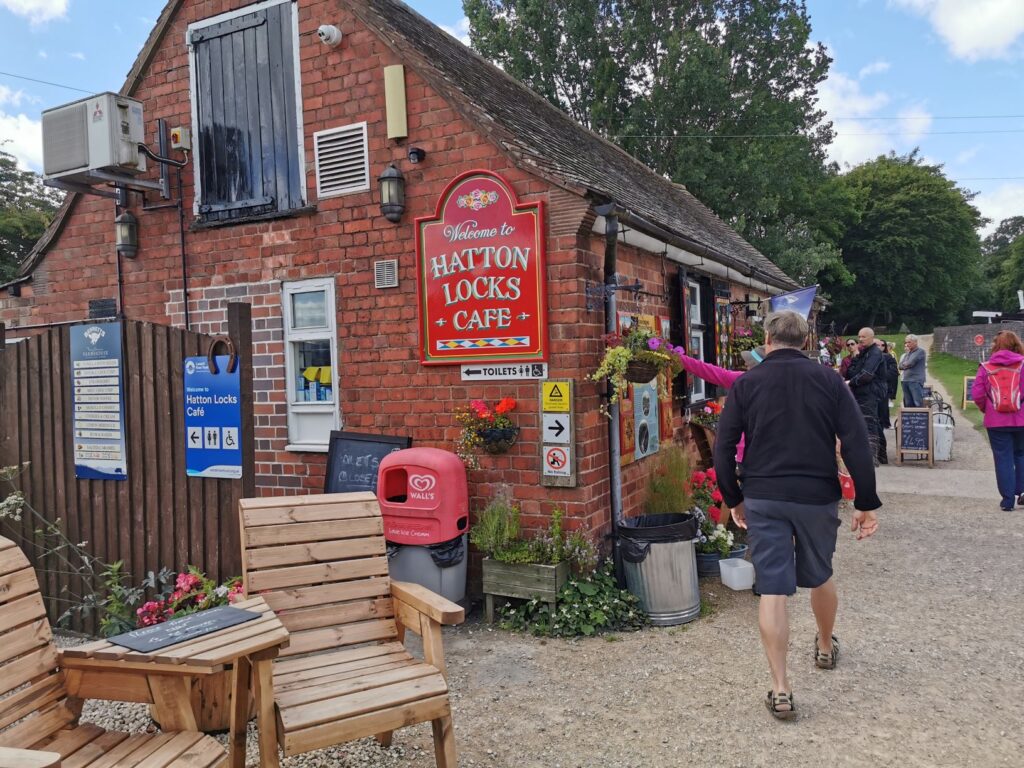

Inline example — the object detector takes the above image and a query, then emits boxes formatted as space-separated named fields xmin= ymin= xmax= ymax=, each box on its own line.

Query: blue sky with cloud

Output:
xmin=1 ymin=0 xmax=1021 ymax=233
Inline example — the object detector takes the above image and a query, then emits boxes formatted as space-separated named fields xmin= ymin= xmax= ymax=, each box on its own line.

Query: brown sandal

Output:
xmin=814 ymin=634 xmax=840 ymax=670
xmin=765 ymin=690 xmax=796 ymax=720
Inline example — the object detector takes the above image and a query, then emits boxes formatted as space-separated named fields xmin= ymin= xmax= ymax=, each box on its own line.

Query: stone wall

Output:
xmin=932 ymin=322 xmax=1024 ymax=362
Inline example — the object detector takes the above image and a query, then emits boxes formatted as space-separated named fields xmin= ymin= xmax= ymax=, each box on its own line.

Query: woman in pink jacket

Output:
xmin=971 ymin=330 xmax=1024 ymax=511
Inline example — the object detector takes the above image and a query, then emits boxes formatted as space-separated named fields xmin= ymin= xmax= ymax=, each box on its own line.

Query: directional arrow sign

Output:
xmin=461 ymin=363 xmax=548 ymax=381
xmin=187 ymin=427 xmax=201 ymax=447
xmin=543 ymin=414 xmax=570 ymax=444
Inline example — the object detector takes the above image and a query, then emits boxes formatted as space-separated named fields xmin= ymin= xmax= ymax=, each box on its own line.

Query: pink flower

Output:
xmin=647 ymin=338 xmax=662 ymax=351
xmin=228 ymin=584 xmax=245 ymax=602
xmin=175 ymin=572 xmax=201 ymax=592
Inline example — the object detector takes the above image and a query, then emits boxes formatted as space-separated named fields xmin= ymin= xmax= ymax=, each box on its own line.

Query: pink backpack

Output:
xmin=982 ymin=361 xmax=1024 ymax=413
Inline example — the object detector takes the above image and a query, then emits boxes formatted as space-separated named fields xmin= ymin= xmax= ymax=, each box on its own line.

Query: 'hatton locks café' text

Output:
xmin=186 ymin=390 xmax=239 ymax=417
xmin=429 ymin=219 xmax=531 ymax=332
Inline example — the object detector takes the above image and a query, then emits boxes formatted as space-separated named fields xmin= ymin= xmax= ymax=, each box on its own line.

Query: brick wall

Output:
xmin=932 ymin=323 xmax=1024 ymax=362
xmin=1 ymin=0 xmax=753 ymax=542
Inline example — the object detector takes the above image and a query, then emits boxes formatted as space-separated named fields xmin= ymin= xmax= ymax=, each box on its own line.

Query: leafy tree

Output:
xmin=979 ymin=216 xmax=1024 ymax=312
xmin=463 ymin=0 xmax=845 ymax=283
xmin=0 ymin=148 xmax=63 ymax=283
xmin=822 ymin=152 xmax=983 ymax=329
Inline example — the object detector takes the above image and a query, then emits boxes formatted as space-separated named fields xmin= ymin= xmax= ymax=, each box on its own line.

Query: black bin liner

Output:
xmin=386 ymin=536 xmax=466 ymax=568
xmin=428 ymin=536 xmax=465 ymax=568
xmin=619 ymin=513 xmax=698 ymax=564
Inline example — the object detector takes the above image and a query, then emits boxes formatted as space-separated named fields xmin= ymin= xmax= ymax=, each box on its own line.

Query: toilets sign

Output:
xmin=416 ymin=170 xmax=548 ymax=364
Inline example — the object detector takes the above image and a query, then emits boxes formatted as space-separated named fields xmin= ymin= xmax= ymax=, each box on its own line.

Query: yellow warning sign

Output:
xmin=542 ymin=382 xmax=570 ymax=412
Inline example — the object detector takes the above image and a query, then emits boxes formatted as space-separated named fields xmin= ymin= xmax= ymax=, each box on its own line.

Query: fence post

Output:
xmin=227 ymin=303 xmax=255 ymax=500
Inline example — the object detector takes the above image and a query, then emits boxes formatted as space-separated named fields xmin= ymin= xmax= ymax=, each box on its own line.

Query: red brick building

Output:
xmin=0 ymin=0 xmax=797 ymax=540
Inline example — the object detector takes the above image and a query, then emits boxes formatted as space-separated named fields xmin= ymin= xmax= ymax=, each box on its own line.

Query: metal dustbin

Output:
xmin=619 ymin=513 xmax=700 ymax=626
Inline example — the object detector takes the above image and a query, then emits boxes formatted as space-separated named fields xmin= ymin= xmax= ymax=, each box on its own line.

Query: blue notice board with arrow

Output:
xmin=184 ymin=355 xmax=242 ymax=479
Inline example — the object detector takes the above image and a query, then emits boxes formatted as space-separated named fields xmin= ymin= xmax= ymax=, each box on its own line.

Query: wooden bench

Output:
xmin=0 ymin=537 xmax=227 ymax=768
xmin=239 ymin=492 xmax=465 ymax=767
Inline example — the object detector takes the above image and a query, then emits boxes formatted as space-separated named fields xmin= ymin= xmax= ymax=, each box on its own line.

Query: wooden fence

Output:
xmin=0 ymin=305 xmax=254 ymax=633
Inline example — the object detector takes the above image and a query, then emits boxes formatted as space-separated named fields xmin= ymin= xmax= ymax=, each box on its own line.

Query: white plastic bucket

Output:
xmin=719 ymin=558 xmax=755 ymax=591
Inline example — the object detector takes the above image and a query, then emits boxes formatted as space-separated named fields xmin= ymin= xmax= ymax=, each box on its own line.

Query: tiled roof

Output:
xmin=346 ymin=0 xmax=797 ymax=290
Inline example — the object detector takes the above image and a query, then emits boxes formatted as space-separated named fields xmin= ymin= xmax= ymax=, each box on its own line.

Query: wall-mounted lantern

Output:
xmin=378 ymin=163 xmax=405 ymax=223
xmin=115 ymin=211 xmax=138 ymax=259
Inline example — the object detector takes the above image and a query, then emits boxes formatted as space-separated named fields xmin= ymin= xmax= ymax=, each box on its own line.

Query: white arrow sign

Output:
xmin=542 ymin=413 xmax=570 ymax=444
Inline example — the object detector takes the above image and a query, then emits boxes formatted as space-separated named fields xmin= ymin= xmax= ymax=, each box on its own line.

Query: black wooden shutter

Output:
xmin=191 ymin=2 xmax=303 ymax=222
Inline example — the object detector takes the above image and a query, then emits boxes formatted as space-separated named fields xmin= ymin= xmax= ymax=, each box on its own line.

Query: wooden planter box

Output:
xmin=482 ymin=558 xmax=570 ymax=623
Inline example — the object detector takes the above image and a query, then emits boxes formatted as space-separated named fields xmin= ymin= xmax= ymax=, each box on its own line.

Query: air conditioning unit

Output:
xmin=42 ymin=92 xmax=146 ymax=183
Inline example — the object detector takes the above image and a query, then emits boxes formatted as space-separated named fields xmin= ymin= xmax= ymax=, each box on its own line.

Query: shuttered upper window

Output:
xmin=187 ymin=0 xmax=305 ymax=223
xmin=314 ymin=123 xmax=370 ymax=198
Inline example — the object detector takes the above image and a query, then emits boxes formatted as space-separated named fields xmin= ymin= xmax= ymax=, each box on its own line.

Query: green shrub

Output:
xmin=469 ymin=497 xmax=521 ymax=558
xmin=498 ymin=562 xmax=649 ymax=637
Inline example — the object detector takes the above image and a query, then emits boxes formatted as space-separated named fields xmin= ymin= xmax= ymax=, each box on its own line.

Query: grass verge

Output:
xmin=928 ymin=351 xmax=984 ymax=429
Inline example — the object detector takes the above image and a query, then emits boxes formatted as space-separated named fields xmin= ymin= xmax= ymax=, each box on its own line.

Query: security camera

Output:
xmin=407 ymin=147 xmax=426 ymax=164
xmin=317 ymin=24 xmax=343 ymax=47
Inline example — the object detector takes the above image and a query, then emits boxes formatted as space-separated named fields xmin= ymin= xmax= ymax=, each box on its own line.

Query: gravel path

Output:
xmin=66 ymin=341 xmax=1024 ymax=766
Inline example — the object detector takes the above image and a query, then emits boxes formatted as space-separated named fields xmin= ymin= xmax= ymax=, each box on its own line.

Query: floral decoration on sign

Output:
xmin=456 ymin=189 xmax=500 ymax=210
xmin=454 ymin=397 xmax=519 ymax=469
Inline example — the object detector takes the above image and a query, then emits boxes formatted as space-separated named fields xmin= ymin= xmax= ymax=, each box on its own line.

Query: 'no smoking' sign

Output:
xmin=543 ymin=446 xmax=571 ymax=477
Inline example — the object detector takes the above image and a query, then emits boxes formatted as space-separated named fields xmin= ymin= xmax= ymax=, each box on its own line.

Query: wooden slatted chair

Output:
xmin=0 ymin=537 xmax=227 ymax=768
xmin=239 ymin=492 xmax=465 ymax=767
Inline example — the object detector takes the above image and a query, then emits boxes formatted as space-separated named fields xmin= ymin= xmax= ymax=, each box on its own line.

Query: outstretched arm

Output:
xmin=678 ymin=354 xmax=743 ymax=389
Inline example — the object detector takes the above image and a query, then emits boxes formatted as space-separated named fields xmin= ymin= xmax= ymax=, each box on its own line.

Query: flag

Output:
xmin=768 ymin=285 xmax=818 ymax=320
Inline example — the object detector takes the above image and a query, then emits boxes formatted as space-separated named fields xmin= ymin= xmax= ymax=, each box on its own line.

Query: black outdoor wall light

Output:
xmin=115 ymin=210 xmax=139 ymax=259
xmin=378 ymin=163 xmax=406 ymax=223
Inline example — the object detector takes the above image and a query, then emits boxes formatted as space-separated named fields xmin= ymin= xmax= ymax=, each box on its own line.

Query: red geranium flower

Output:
xmin=706 ymin=468 xmax=717 ymax=483
xmin=708 ymin=506 xmax=721 ymax=524
xmin=711 ymin=489 xmax=723 ymax=503
xmin=495 ymin=397 xmax=517 ymax=414
xmin=691 ymin=470 xmax=707 ymax=485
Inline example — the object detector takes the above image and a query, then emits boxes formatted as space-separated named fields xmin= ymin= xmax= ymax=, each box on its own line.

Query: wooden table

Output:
xmin=58 ymin=596 xmax=288 ymax=768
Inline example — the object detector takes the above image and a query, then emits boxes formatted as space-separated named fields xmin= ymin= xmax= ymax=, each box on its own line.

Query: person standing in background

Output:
xmin=839 ymin=338 xmax=858 ymax=379
xmin=847 ymin=328 xmax=887 ymax=464
xmin=899 ymin=335 xmax=927 ymax=408
xmin=971 ymin=331 xmax=1024 ymax=511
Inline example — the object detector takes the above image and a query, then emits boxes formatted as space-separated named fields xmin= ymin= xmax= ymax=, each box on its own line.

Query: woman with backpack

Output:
xmin=971 ymin=330 xmax=1024 ymax=511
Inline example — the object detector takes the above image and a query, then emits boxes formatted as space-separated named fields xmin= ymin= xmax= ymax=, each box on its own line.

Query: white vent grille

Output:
xmin=374 ymin=260 xmax=399 ymax=289
xmin=313 ymin=122 xmax=369 ymax=199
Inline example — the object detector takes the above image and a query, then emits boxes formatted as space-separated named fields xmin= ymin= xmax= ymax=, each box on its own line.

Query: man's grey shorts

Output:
xmin=745 ymin=497 xmax=841 ymax=596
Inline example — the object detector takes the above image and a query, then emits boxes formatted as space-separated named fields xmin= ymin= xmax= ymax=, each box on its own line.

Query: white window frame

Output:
xmin=688 ymin=279 xmax=706 ymax=402
xmin=186 ymin=0 xmax=307 ymax=217
xmin=282 ymin=278 xmax=339 ymax=452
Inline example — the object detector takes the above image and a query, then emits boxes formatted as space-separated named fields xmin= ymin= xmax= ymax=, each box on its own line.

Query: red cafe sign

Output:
xmin=416 ymin=170 xmax=548 ymax=364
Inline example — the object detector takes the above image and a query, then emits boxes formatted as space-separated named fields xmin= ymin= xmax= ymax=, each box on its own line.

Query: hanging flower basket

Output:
xmin=478 ymin=426 xmax=520 ymax=454
xmin=624 ymin=360 xmax=660 ymax=383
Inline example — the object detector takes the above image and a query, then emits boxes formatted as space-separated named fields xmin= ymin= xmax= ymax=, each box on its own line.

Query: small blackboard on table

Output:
xmin=108 ymin=606 xmax=260 ymax=653
xmin=896 ymin=407 xmax=933 ymax=467
xmin=324 ymin=430 xmax=411 ymax=494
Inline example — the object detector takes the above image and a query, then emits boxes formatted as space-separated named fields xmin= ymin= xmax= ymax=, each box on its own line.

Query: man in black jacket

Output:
xmin=846 ymin=328 xmax=888 ymax=464
xmin=714 ymin=310 xmax=881 ymax=720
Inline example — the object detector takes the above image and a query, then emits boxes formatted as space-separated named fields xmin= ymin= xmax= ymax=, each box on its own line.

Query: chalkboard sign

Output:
xmin=896 ymin=407 xmax=933 ymax=467
xmin=108 ymin=606 xmax=260 ymax=653
xmin=324 ymin=430 xmax=411 ymax=494
xmin=963 ymin=376 xmax=977 ymax=409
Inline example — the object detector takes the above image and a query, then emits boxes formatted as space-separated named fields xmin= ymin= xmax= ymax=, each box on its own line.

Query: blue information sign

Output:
xmin=184 ymin=356 xmax=242 ymax=479
xmin=70 ymin=322 xmax=127 ymax=480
